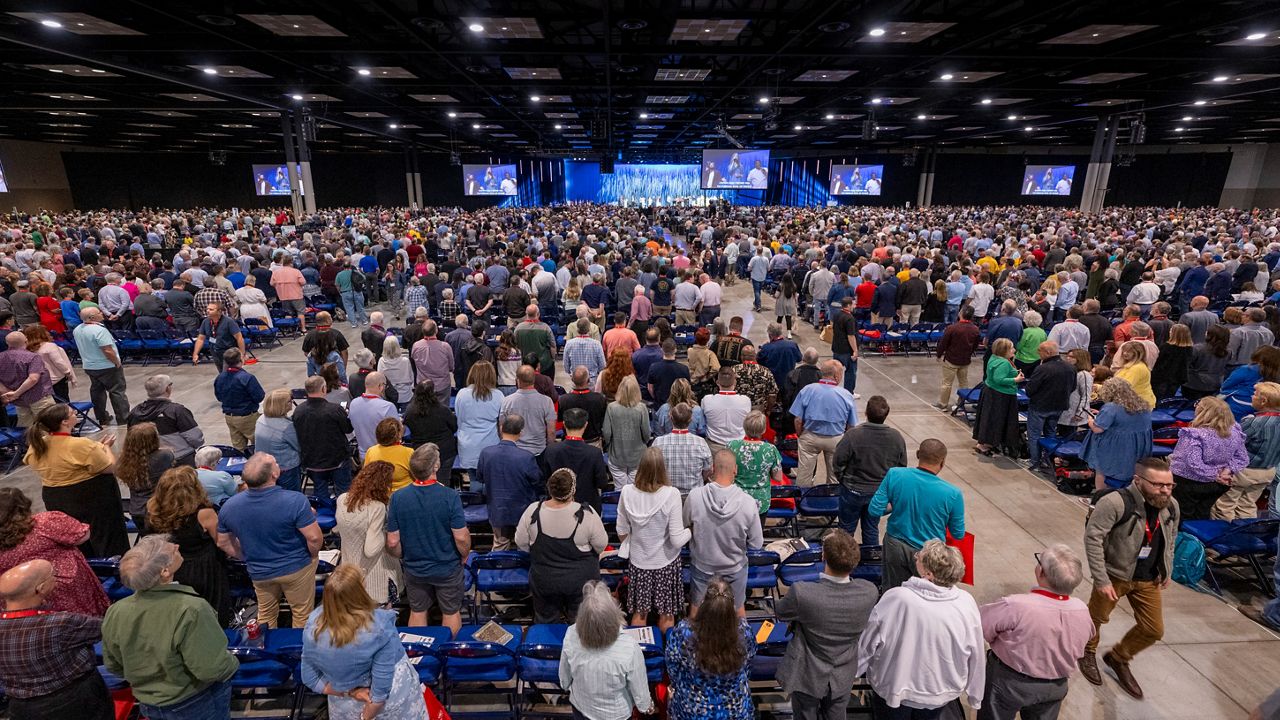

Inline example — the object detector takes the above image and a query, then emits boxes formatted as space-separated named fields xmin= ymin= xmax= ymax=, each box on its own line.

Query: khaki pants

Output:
xmin=253 ymin=558 xmax=318 ymax=629
xmin=1085 ymin=577 xmax=1163 ymax=662
xmin=16 ymin=395 xmax=56 ymax=428
xmin=1213 ymin=467 xmax=1273 ymax=520
xmin=900 ymin=305 xmax=922 ymax=326
xmin=939 ymin=361 xmax=969 ymax=408
xmin=224 ymin=412 xmax=260 ymax=451
xmin=796 ymin=431 xmax=841 ymax=487
xmin=675 ymin=309 xmax=697 ymax=327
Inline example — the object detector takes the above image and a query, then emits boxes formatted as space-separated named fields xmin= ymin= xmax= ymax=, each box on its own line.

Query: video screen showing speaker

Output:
xmin=251 ymin=164 xmax=298 ymax=196
xmin=1020 ymin=165 xmax=1075 ymax=196
xmin=463 ymin=164 xmax=519 ymax=196
xmin=829 ymin=164 xmax=884 ymax=196
xmin=701 ymin=149 xmax=770 ymax=189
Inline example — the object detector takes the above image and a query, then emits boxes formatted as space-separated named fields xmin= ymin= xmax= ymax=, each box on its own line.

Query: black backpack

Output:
xmin=350 ymin=269 xmax=367 ymax=291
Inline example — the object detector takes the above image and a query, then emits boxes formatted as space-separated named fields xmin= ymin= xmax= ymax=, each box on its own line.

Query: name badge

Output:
xmin=1137 ymin=545 xmax=1153 ymax=560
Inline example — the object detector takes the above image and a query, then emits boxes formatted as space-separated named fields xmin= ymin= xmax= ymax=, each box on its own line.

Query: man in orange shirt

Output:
xmin=269 ymin=254 xmax=308 ymax=333
xmin=601 ymin=311 xmax=640 ymax=358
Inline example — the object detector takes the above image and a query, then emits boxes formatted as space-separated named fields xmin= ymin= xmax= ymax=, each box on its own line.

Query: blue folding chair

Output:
xmin=397 ymin=626 xmax=454 ymax=686
xmin=467 ymin=550 xmax=532 ymax=619
xmin=0 ymin=427 xmax=26 ymax=472
xmin=768 ymin=485 xmax=801 ymax=537
xmin=1183 ymin=519 xmax=1279 ymax=596
xmin=747 ymin=619 xmax=793 ymax=686
xmin=798 ymin=484 xmax=841 ymax=532
xmin=600 ymin=490 xmax=620 ymax=526
xmin=440 ymin=624 xmax=522 ymax=718
xmin=600 ymin=553 xmax=629 ymax=591
xmin=518 ymin=623 xmax=569 ymax=716
xmin=746 ymin=549 xmax=781 ymax=612
xmin=459 ymin=491 xmax=490 ymax=530
xmin=87 ymin=558 xmax=134 ymax=602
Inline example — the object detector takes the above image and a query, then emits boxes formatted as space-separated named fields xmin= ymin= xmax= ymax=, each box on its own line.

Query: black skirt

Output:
xmin=972 ymin=388 xmax=1021 ymax=454
xmin=42 ymin=473 xmax=130 ymax=558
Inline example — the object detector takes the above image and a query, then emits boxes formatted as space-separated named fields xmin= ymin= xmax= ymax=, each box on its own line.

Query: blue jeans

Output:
xmin=308 ymin=462 xmax=353 ymax=506
xmin=277 ymin=465 xmax=302 ymax=493
xmin=811 ymin=299 xmax=827 ymax=327
xmin=838 ymin=486 xmax=879 ymax=547
xmin=832 ymin=354 xmax=858 ymax=393
xmin=139 ymin=679 xmax=232 ymax=720
xmin=340 ymin=291 xmax=367 ymax=327
xmin=944 ymin=304 xmax=960 ymax=324
xmin=751 ymin=279 xmax=764 ymax=308
xmin=1025 ymin=408 xmax=1059 ymax=468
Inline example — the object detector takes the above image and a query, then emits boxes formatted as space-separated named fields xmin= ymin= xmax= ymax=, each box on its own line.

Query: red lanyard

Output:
xmin=360 ymin=394 xmax=379 ymax=399
xmin=670 ymin=429 xmax=690 ymax=435
xmin=411 ymin=479 xmax=437 ymax=487
xmin=50 ymin=432 xmax=71 ymax=437
xmin=571 ymin=389 xmax=591 ymax=394
xmin=744 ymin=436 xmax=763 ymax=442
xmin=1257 ymin=412 xmax=1280 ymax=417
xmin=1030 ymin=588 xmax=1070 ymax=602
xmin=718 ymin=391 xmax=737 ymax=395
xmin=1144 ymin=517 xmax=1159 ymax=545
xmin=818 ymin=379 xmax=837 ymax=386
xmin=742 ymin=361 xmax=758 ymax=365
xmin=564 ymin=436 xmax=583 ymax=441
xmin=0 ymin=609 xmax=51 ymax=619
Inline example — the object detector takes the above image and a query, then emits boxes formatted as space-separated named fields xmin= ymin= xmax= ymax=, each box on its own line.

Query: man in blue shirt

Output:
xmin=212 ymin=349 xmax=265 ymax=452
xmin=983 ymin=300 xmax=1024 ymax=378
xmin=868 ymin=439 xmax=965 ymax=592
xmin=758 ymin=323 xmax=801 ymax=388
xmin=631 ymin=329 xmax=665 ymax=403
xmin=790 ymin=360 xmax=858 ymax=487
xmin=476 ymin=415 xmax=543 ymax=551
xmin=71 ymin=306 xmax=130 ymax=426
xmin=748 ymin=247 xmax=771 ymax=311
xmin=191 ymin=302 xmax=245 ymax=372
xmin=387 ymin=443 xmax=471 ymax=633
xmin=216 ymin=453 xmax=321 ymax=629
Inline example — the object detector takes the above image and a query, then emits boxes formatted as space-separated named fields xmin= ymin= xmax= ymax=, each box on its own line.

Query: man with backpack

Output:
xmin=1079 ymin=457 xmax=1179 ymax=700
xmin=335 ymin=259 xmax=368 ymax=328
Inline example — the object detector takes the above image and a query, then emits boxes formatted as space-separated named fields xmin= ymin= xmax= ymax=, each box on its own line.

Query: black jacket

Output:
xmin=1026 ymin=357 xmax=1076 ymax=412
xmin=292 ymin=397 xmax=355 ymax=469
xmin=126 ymin=398 xmax=203 ymax=463
xmin=540 ymin=440 xmax=610 ymax=512
xmin=832 ymin=422 xmax=908 ymax=495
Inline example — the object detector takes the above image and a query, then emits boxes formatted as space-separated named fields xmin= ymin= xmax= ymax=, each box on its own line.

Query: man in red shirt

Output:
xmin=855 ymin=275 xmax=877 ymax=325
xmin=935 ymin=305 xmax=982 ymax=411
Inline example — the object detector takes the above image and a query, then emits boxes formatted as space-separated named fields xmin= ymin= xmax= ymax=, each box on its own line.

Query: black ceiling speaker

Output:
xmin=600 ymin=156 xmax=615 ymax=174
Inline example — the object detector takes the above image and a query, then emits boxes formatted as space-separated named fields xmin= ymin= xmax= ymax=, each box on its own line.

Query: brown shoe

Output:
xmin=1104 ymin=651 xmax=1144 ymax=699
xmin=1078 ymin=652 xmax=1103 ymax=686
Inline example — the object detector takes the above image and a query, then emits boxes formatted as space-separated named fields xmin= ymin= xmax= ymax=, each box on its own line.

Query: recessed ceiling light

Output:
xmin=1213 ymin=75 xmax=1229 ymax=82
xmin=530 ymin=95 xmax=541 ymax=102
xmin=471 ymin=123 xmax=480 ymax=129
xmin=202 ymin=67 xmax=218 ymax=75
xmin=291 ymin=93 xmax=304 ymax=100
xmin=468 ymin=23 xmax=484 ymax=32
xmin=868 ymin=27 xmax=886 ymax=37
xmin=824 ymin=113 xmax=834 ymax=120
xmin=357 ymin=68 xmax=371 ymax=76
xmin=1194 ymin=99 xmax=1207 ymax=105
xmin=916 ymin=114 xmax=926 ymax=120
xmin=1182 ymin=115 xmax=1193 ymax=121
xmin=554 ymin=124 xmax=563 ymax=129
xmin=981 ymin=98 xmax=992 ymax=105
xmin=40 ymin=19 xmax=62 ymax=28
xmin=793 ymin=124 xmax=802 ymax=130
xmin=447 ymin=111 xmax=457 ymax=118
xmin=1007 ymin=114 xmax=1018 ymax=120
xmin=1246 ymin=32 xmax=1267 ymax=40
xmin=758 ymin=96 xmax=769 ymax=104
xmin=939 ymin=73 xmax=953 ymax=80
xmin=389 ymin=123 xmax=398 ymax=129
xmin=639 ymin=112 xmax=649 ymax=118
xmin=870 ymin=97 xmax=883 ymax=104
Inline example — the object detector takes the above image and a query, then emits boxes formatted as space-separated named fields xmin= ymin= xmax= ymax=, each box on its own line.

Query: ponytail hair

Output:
xmin=26 ymin=404 xmax=71 ymax=459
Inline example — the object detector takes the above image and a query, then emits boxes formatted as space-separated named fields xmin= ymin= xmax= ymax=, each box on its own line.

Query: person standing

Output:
xmin=832 ymin=395 xmax=907 ymax=547
xmin=348 ymin=372 xmax=398 ymax=457
xmin=477 ymin=415 xmax=544 ymax=550
xmin=71 ymin=307 xmax=129 ymax=426
xmin=869 ymin=439 xmax=966 ymax=591
xmin=191 ymin=302 xmax=245 ymax=372
xmin=212 ymin=348 xmax=264 ymax=452
xmin=790 ymin=359 xmax=858 ymax=487
xmin=270 ymin=253 xmax=308 ymax=333
xmin=0 ymin=330 xmax=54 ymax=428
xmin=1078 ymin=457 xmax=1179 ymax=700
xmin=978 ymin=544 xmax=1094 ymax=720
xmin=216 ymin=453 xmax=323 ymax=629
xmin=515 ymin=304 xmax=556 ymax=380
xmin=540 ymin=407 xmax=611 ymax=512
xmin=0 ymin=559 xmax=114 ymax=720
xmin=558 ymin=581 xmax=656 ymax=720
xmin=701 ymin=368 xmax=752 ymax=454
xmin=683 ymin=450 xmax=764 ymax=615
xmin=775 ymin=529 xmax=878 ymax=720
xmin=501 ymin=366 xmax=558 ymax=458
xmin=410 ymin=319 xmax=455 ymax=403
xmin=936 ymin=306 xmax=982 ymax=411
xmin=829 ymin=296 xmax=859 ymax=396
xmin=293 ymin=375 xmax=356 ymax=505
xmin=1024 ymin=341 xmax=1076 ymax=472
xmin=515 ymin=468 xmax=608 ymax=623
xmin=386 ymin=443 xmax=471 ymax=635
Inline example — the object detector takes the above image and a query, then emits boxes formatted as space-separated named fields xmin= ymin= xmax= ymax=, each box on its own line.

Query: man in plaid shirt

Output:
xmin=652 ymin=402 xmax=713 ymax=494
xmin=562 ymin=318 xmax=607 ymax=387
xmin=0 ymin=559 xmax=113 ymax=720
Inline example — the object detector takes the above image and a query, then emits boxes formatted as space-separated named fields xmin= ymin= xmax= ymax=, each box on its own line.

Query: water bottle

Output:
xmin=244 ymin=618 xmax=265 ymax=649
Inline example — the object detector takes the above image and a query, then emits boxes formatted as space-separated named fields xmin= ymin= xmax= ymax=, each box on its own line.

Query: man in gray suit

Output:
xmin=776 ymin=529 xmax=880 ymax=720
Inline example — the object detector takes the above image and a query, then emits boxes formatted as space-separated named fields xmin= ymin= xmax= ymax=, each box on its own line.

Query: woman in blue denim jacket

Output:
xmin=302 ymin=565 xmax=428 ymax=720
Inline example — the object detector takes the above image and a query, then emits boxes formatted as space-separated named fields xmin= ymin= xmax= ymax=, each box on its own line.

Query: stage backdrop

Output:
xmin=564 ymin=161 xmax=758 ymax=205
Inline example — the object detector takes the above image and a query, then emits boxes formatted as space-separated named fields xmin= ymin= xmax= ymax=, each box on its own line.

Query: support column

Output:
xmin=280 ymin=113 xmax=305 ymax=221
xmin=1080 ymin=116 xmax=1119 ymax=212
xmin=293 ymin=110 xmax=317 ymax=214
xmin=1218 ymin=144 xmax=1271 ymax=209
xmin=922 ymin=151 xmax=937 ymax=207
xmin=915 ymin=151 xmax=929 ymax=208
xmin=404 ymin=147 xmax=416 ymax=208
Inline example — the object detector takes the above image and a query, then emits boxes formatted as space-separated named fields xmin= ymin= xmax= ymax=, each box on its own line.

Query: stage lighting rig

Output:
xmin=714 ymin=118 xmax=744 ymax=149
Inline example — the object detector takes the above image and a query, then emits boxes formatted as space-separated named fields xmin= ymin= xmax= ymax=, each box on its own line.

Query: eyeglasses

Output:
xmin=1133 ymin=474 xmax=1175 ymax=490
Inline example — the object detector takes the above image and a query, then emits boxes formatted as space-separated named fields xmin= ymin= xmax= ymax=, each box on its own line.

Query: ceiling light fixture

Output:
xmin=291 ymin=94 xmax=304 ymax=100
xmin=468 ymin=23 xmax=484 ymax=32
xmin=639 ymin=112 xmax=649 ymax=118
xmin=1213 ymin=75 xmax=1229 ymax=82
xmin=1024 ymin=126 xmax=1033 ymax=131
xmin=357 ymin=68 xmax=371 ymax=76
xmin=90 ymin=69 xmax=106 ymax=73
xmin=40 ymin=19 xmax=62 ymax=28
xmin=1007 ymin=114 xmax=1018 ymax=120
xmin=1175 ymin=127 xmax=1185 ymax=132
xmin=1246 ymin=32 xmax=1267 ymax=40
xmin=980 ymin=98 xmax=992 ymax=105
xmin=940 ymin=73 xmax=953 ymax=80
xmin=868 ymin=27 xmax=885 ymax=37
xmin=202 ymin=67 xmax=218 ymax=75
xmin=471 ymin=123 xmax=480 ymax=129
xmin=1182 ymin=115 xmax=1193 ymax=121
xmin=554 ymin=124 xmax=563 ymax=129
xmin=447 ymin=111 xmax=457 ymax=118
xmin=793 ymin=124 xmax=802 ymax=131
xmin=48 ymin=68 xmax=63 ymax=73
xmin=916 ymin=114 xmax=926 ymax=120
xmin=530 ymin=95 xmax=541 ymax=102
xmin=758 ymin=96 xmax=769 ymax=104
xmin=824 ymin=113 xmax=834 ymax=120
xmin=1194 ymin=99 xmax=1207 ymax=105
xmin=871 ymin=97 xmax=883 ymax=104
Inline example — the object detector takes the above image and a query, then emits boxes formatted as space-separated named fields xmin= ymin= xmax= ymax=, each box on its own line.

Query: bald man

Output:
xmin=0 ymin=560 xmax=113 ymax=720
xmin=0 ymin=330 xmax=54 ymax=427
xmin=72 ymin=305 xmax=129 ymax=425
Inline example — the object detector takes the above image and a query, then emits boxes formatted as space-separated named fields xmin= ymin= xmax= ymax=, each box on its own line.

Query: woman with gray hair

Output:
xmin=348 ymin=347 xmax=399 ymax=404
xmin=558 ymin=580 xmax=655 ymax=720
xmin=857 ymin=538 xmax=985 ymax=718
xmin=101 ymin=534 xmax=239 ymax=720
xmin=376 ymin=335 xmax=414 ymax=403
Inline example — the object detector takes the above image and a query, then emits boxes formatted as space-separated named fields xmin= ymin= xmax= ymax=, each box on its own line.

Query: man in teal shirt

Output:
xmin=334 ymin=260 xmax=368 ymax=328
xmin=71 ymin=306 xmax=130 ymax=425
xmin=869 ymin=438 xmax=965 ymax=591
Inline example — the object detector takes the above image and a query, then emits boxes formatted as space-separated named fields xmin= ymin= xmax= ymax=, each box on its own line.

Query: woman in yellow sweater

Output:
xmin=1113 ymin=341 xmax=1157 ymax=408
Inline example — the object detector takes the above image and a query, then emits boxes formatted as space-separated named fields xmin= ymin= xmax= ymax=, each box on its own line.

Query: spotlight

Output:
xmin=1024 ymin=126 xmax=1033 ymax=131
xmin=357 ymin=68 xmax=371 ymax=76
xmin=868 ymin=27 xmax=885 ymax=37
xmin=793 ymin=124 xmax=802 ymax=131
xmin=468 ymin=23 xmax=484 ymax=32
xmin=40 ymin=19 xmax=62 ymax=28
xmin=916 ymin=114 xmax=926 ymax=120
xmin=1007 ymin=114 xmax=1018 ymax=120
xmin=530 ymin=95 xmax=541 ymax=102
xmin=471 ymin=123 xmax=480 ymax=129
xmin=758 ymin=96 xmax=769 ymax=104
xmin=291 ymin=94 xmax=304 ymax=100
xmin=202 ymin=67 xmax=218 ymax=75
xmin=824 ymin=113 xmax=834 ymax=120
xmin=639 ymin=112 xmax=649 ymax=119
xmin=980 ymin=98 xmax=992 ymax=105
xmin=871 ymin=97 xmax=883 ymax=104
xmin=1213 ymin=75 xmax=1229 ymax=82
xmin=939 ymin=73 xmax=953 ymax=80
xmin=389 ymin=123 xmax=398 ymax=129
xmin=554 ymin=124 xmax=563 ymax=129
xmin=1175 ymin=127 xmax=1185 ymax=132
xmin=1182 ymin=116 xmax=1192 ymax=121
xmin=447 ymin=111 xmax=458 ymax=118
xmin=1194 ymin=99 xmax=1207 ymax=105
xmin=1246 ymin=32 xmax=1267 ymax=40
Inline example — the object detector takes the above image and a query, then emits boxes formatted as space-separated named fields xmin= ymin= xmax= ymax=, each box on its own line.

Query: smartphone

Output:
xmin=755 ymin=620 xmax=775 ymax=644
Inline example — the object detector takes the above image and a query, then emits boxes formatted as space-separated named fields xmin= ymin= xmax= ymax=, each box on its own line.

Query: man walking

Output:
xmin=789 ymin=359 xmax=858 ymax=487
xmin=192 ymin=302 xmax=245 ymax=372
xmin=1024 ymin=341 xmax=1076 ymax=472
xmin=832 ymin=395 xmax=907 ymax=547
xmin=936 ymin=305 xmax=981 ymax=411
xmin=868 ymin=439 xmax=966 ymax=591
xmin=829 ymin=296 xmax=859 ymax=396
xmin=1079 ymin=457 xmax=1179 ymax=700
xmin=212 ymin=348 xmax=264 ymax=452
xmin=72 ymin=307 xmax=129 ymax=426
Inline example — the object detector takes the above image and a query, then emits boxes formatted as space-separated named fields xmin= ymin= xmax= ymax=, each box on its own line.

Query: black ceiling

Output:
xmin=1 ymin=1 xmax=1279 ymax=158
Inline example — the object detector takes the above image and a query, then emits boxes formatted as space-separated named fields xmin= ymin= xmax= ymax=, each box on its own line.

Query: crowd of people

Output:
xmin=0 ymin=201 xmax=1279 ymax=720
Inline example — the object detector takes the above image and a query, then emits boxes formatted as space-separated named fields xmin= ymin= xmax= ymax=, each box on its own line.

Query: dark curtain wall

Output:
xmin=1106 ymin=152 xmax=1231 ymax=207
xmin=930 ymin=154 xmax=1089 ymax=206
xmin=767 ymin=155 xmax=920 ymax=206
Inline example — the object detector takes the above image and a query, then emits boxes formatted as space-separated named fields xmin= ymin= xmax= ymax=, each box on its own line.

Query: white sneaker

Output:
xmin=853 ymin=393 xmax=862 ymax=400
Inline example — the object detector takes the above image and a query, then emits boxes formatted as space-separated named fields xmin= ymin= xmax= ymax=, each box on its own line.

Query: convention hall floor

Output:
xmin=5 ymin=279 xmax=1278 ymax=719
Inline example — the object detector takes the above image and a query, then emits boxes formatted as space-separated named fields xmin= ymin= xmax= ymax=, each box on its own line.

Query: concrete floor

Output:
xmin=4 ymin=279 xmax=1279 ymax=719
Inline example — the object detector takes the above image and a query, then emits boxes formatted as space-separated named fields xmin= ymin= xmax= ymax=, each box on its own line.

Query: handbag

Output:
xmin=423 ymin=685 xmax=451 ymax=720
xmin=945 ymin=530 xmax=975 ymax=585
xmin=820 ymin=323 xmax=833 ymax=343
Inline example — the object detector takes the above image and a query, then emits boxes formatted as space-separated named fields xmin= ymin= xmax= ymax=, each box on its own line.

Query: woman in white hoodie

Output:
xmin=856 ymin=539 xmax=986 ymax=719
xmin=616 ymin=447 xmax=691 ymax=632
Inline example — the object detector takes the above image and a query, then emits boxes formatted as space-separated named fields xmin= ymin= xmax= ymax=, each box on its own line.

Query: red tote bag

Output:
xmin=946 ymin=530 xmax=975 ymax=585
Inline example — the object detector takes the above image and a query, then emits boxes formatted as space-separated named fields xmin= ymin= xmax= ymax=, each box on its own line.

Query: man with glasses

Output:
xmin=1079 ymin=457 xmax=1179 ymax=700
xmin=978 ymin=544 xmax=1093 ymax=720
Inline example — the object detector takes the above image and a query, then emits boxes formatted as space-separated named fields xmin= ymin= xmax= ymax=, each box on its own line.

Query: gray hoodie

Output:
xmin=683 ymin=481 xmax=763 ymax=575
